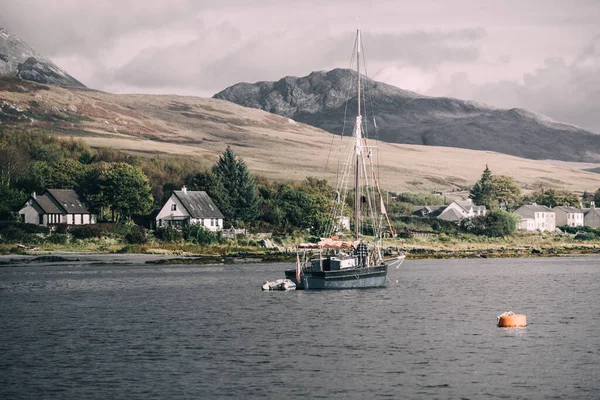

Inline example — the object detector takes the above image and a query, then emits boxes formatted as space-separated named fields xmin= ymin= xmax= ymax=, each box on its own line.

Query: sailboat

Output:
xmin=284 ymin=28 xmax=403 ymax=290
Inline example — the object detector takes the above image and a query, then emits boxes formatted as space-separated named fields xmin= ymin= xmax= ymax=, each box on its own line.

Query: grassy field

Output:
xmin=2 ymin=75 xmax=600 ymax=196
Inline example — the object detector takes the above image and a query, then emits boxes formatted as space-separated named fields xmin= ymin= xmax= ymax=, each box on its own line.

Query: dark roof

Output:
xmin=29 ymin=189 xmax=90 ymax=214
xmin=33 ymin=193 xmax=63 ymax=214
xmin=47 ymin=189 xmax=90 ymax=213
xmin=173 ymin=190 xmax=224 ymax=219
xmin=412 ymin=205 xmax=446 ymax=217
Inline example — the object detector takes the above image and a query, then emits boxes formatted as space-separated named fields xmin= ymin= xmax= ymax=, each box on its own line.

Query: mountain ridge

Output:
xmin=0 ymin=27 xmax=85 ymax=87
xmin=214 ymin=68 xmax=600 ymax=162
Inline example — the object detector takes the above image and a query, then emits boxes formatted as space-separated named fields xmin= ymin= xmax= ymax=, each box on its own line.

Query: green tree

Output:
xmin=461 ymin=210 xmax=518 ymax=237
xmin=594 ymin=188 xmax=600 ymax=204
xmin=212 ymin=147 xmax=259 ymax=224
xmin=484 ymin=175 xmax=522 ymax=210
xmin=80 ymin=162 xmax=153 ymax=221
xmin=525 ymin=188 xmax=580 ymax=208
xmin=0 ymin=186 xmax=28 ymax=220
xmin=469 ymin=165 xmax=492 ymax=205
xmin=27 ymin=159 xmax=90 ymax=191
xmin=187 ymin=170 xmax=232 ymax=220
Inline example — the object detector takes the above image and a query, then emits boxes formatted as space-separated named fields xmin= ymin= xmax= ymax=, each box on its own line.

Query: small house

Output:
xmin=156 ymin=186 xmax=224 ymax=231
xmin=19 ymin=189 xmax=97 ymax=226
xmin=552 ymin=206 xmax=584 ymax=227
xmin=513 ymin=204 xmax=555 ymax=231
xmin=437 ymin=199 xmax=486 ymax=222
xmin=583 ymin=202 xmax=600 ymax=228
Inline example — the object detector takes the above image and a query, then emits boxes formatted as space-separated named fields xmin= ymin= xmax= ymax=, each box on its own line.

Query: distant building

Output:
xmin=155 ymin=186 xmax=224 ymax=231
xmin=413 ymin=205 xmax=446 ymax=218
xmin=553 ymin=206 xmax=584 ymax=227
xmin=514 ymin=204 xmax=555 ymax=231
xmin=19 ymin=189 xmax=96 ymax=226
xmin=413 ymin=199 xmax=486 ymax=223
xmin=583 ymin=202 xmax=600 ymax=228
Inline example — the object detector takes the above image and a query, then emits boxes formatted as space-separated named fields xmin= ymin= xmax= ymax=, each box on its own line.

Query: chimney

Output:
xmin=32 ymin=191 xmax=37 ymax=199
xmin=181 ymin=185 xmax=187 ymax=193
xmin=591 ymin=201 xmax=596 ymax=209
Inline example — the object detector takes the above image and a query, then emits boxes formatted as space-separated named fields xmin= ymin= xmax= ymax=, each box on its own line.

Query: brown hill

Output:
xmin=2 ymin=75 xmax=600 ymax=195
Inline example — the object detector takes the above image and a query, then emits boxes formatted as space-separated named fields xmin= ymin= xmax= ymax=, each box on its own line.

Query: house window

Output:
xmin=211 ymin=219 xmax=215 ymax=226
xmin=39 ymin=214 xmax=44 ymax=225
xmin=171 ymin=204 xmax=177 ymax=211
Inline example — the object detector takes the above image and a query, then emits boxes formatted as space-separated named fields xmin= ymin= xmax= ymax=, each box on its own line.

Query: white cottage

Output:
xmin=436 ymin=199 xmax=487 ymax=222
xmin=514 ymin=204 xmax=555 ymax=231
xmin=553 ymin=206 xmax=584 ymax=227
xmin=156 ymin=186 xmax=224 ymax=231
xmin=19 ymin=189 xmax=97 ymax=226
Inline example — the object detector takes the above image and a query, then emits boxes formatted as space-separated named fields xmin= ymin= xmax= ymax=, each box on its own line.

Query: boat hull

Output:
xmin=285 ymin=264 xmax=387 ymax=290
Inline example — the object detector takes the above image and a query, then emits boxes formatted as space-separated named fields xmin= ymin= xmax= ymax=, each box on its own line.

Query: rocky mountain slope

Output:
xmin=214 ymin=69 xmax=600 ymax=162
xmin=2 ymin=74 xmax=600 ymax=194
xmin=0 ymin=27 xmax=84 ymax=87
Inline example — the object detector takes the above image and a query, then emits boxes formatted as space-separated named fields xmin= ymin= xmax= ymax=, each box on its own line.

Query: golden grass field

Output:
xmin=3 ymin=78 xmax=600 ymax=195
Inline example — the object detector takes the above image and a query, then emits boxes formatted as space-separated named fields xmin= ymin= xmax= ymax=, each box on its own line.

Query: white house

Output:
xmin=583 ymin=202 xmax=600 ymax=228
xmin=514 ymin=204 xmax=555 ymax=231
xmin=553 ymin=206 xmax=584 ymax=227
xmin=19 ymin=189 xmax=97 ymax=226
xmin=156 ymin=186 xmax=224 ymax=231
xmin=436 ymin=199 xmax=487 ymax=222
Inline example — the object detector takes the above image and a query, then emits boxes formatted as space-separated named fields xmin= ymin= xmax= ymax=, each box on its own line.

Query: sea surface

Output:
xmin=1 ymin=255 xmax=599 ymax=399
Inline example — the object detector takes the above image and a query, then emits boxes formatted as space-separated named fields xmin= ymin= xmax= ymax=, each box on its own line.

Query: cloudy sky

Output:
xmin=2 ymin=0 xmax=599 ymax=132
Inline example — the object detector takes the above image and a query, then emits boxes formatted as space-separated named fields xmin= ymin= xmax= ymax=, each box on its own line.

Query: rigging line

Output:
xmin=325 ymin=34 xmax=357 ymax=172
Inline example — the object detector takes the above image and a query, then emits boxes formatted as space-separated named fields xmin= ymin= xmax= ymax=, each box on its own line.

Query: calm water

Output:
xmin=1 ymin=255 xmax=599 ymax=399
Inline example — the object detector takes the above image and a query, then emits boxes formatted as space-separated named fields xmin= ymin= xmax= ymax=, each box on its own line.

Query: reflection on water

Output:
xmin=1 ymin=255 xmax=599 ymax=399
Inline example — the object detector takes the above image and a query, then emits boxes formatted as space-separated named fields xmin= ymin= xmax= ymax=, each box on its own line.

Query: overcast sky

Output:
xmin=2 ymin=0 xmax=599 ymax=132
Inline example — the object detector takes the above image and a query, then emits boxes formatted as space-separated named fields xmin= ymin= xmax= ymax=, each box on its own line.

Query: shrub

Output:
xmin=183 ymin=224 xmax=220 ymax=245
xmin=124 ymin=226 xmax=147 ymax=244
xmin=153 ymin=226 xmax=183 ymax=243
xmin=71 ymin=225 xmax=102 ymax=239
xmin=47 ymin=233 xmax=69 ymax=245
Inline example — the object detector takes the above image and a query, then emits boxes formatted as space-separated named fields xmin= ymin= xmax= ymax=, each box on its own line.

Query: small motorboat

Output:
xmin=261 ymin=279 xmax=296 ymax=291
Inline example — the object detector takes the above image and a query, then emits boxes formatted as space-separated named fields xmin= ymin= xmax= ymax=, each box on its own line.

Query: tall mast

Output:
xmin=354 ymin=28 xmax=362 ymax=241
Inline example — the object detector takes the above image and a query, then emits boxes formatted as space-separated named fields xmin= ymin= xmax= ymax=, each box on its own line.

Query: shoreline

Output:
xmin=1 ymin=244 xmax=599 ymax=267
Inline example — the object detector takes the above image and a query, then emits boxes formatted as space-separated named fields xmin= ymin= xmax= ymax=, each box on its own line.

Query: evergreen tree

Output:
xmin=212 ymin=147 xmax=259 ymax=224
xmin=469 ymin=165 xmax=492 ymax=205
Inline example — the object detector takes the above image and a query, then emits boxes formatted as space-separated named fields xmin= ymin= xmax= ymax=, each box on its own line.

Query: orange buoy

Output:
xmin=497 ymin=311 xmax=526 ymax=327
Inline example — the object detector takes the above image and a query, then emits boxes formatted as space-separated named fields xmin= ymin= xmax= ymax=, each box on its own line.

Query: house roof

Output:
xmin=173 ymin=190 xmax=224 ymax=219
xmin=26 ymin=189 xmax=90 ymax=215
xmin=437 ymin=207 xmax=464 ymax=221
xmin=47 ymin=189 xmax=90 ymax=213
xmin=584 ymin=207 xmax=600 ymax=217
xmin=553 ymin=206 xmax=584 ymax=214
xmin=514 ymin=204 xmax=553 ymax=218
xmin=32 ymin=193 xmax=63 ymax=214
xmin=455 ymin=200 xmax=486 ymax=212
xmin=413 ymin=205 xmax=446 ymax=217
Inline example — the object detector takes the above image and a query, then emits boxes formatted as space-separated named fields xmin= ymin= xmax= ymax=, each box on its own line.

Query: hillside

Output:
xmin=0 ymin=27 xmax=84 ymax=87
xmin=214 ymin=69 xmax=600 ymax=163
xmin=2 ymin=75 xmax=600 ymax=195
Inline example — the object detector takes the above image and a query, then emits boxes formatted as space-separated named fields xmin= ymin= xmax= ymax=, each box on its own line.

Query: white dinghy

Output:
xmin=261 ymin=279 xmax=297 ymax=291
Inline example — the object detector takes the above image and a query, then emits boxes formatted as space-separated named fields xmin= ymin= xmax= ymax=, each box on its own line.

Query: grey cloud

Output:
xmin=431 ymin=35 xmax=600 ymax=132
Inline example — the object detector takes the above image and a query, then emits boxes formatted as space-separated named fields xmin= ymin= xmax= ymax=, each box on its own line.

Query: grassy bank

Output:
xmin=1 ymin=231 xmax=598 ymax=263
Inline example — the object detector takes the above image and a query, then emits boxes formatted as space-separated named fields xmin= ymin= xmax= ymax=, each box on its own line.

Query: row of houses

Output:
xmin=18 ymin=186 xmax=225 ymax=231
xmin=413 ymin=199 xmax=600 ymax=231
xmin=17 ymin=187 xmax=600 ymax=234
xmin=514 ymin=203 xmax=599 ymax=231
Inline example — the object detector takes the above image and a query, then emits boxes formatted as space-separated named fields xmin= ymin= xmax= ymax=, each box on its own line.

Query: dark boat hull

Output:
xmin=285 ymin=264 xmax=387 ymax=290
